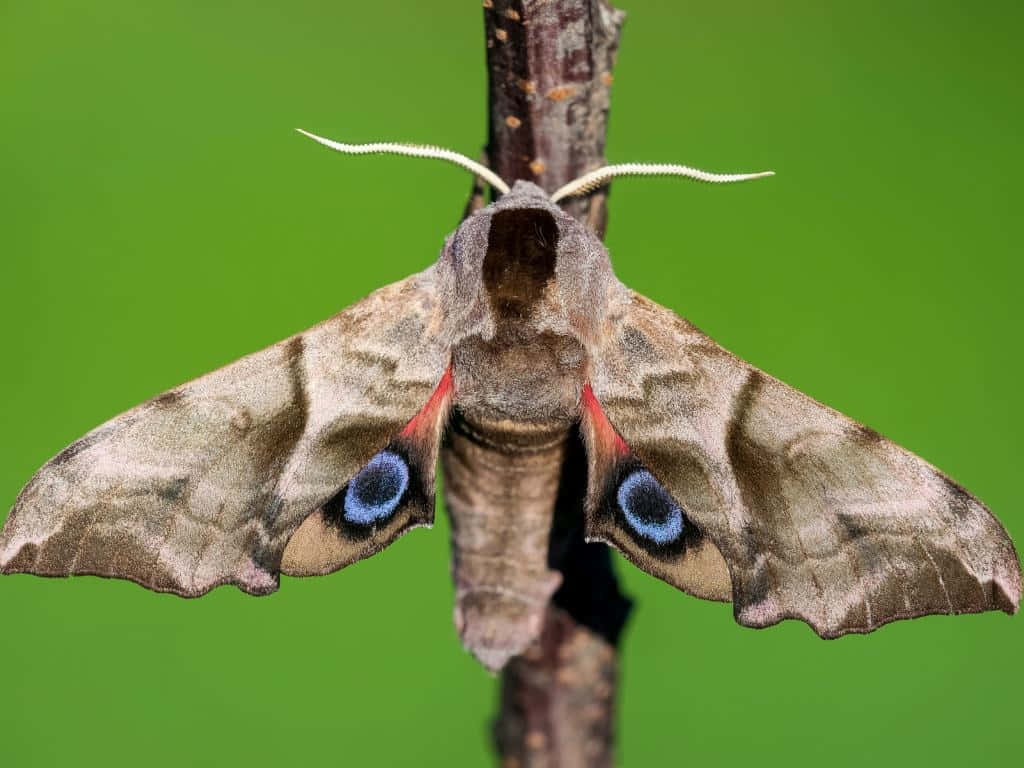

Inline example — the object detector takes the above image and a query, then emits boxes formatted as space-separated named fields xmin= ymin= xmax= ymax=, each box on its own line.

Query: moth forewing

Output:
xmin=0 ymin=270 xmax=453 ymax=596
xmin=591 ymin=292 xmax=1020 ymax=636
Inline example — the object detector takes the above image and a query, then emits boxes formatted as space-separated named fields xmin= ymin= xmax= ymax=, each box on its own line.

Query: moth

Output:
xmin=2 ymin=130 xmax=1019 ymax=672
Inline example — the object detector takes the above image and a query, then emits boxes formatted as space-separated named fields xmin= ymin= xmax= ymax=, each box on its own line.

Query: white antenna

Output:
xmin=550 ymin=162 xmax=774 ymax=202
xmin=296 ymin=129 xmax=511 ymax=195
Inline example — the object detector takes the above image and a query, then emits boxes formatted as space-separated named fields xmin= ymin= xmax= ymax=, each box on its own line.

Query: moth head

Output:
xmin=440 ymin=183 xmax=614 ymax=346
xmin=295 ymin=129 xmax=775 ymax=340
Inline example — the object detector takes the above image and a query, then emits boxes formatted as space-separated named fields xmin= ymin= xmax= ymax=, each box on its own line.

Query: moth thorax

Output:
xmin=451 ymin=330 xmax=585 ymax=426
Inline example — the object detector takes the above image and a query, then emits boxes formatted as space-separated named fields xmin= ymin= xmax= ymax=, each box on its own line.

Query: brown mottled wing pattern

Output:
xmin=0 ymin=267 xmax=450 ymax=597
xmin=590 ymin=289 xmax=1021 ymax=637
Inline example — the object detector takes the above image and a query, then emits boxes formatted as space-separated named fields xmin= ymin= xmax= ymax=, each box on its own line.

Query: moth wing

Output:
xmin=584 ymin=289 xmax=1021 ymax=637
xmin=0 ymin=267 xmax=452 ymax=597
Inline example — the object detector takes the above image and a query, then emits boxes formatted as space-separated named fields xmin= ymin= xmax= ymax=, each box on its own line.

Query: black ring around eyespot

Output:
xmin=321 ymin=444 xmax=421 ymax=537
xmin=616 ymin=468 xmax=685 ymax=544
xmin=342 ymin=450 xmax=409 ymax=525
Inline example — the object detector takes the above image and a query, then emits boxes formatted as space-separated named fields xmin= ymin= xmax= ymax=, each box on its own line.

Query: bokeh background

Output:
xmin=2 ymin=1 xmax=1021 ymax=765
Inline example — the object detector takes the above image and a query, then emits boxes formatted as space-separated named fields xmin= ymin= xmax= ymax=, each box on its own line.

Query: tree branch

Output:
xmin=475 ymin=2 xmax=630 ymax=765
xmin=482 ymin=0 xmax=625 ymax=234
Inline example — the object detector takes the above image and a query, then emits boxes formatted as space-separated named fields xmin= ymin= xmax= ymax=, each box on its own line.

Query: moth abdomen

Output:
xmin=441 ymin=409 xmax=568 ymax=671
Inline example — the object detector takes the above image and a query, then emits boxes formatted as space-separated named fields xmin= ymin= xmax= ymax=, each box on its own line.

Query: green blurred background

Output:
xmin=1 ymin=1 xmax=1021 ymax=765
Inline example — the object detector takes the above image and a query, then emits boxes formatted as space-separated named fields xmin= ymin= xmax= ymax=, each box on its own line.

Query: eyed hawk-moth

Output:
xmin=1 ymin=131 xmax=1019 ymax=672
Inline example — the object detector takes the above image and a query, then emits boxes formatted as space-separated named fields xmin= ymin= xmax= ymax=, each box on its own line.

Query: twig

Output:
xmin=474 ymin=2 xmax=630 ymax=765
xmin=482 ymin=0 xmax=624 ymax=236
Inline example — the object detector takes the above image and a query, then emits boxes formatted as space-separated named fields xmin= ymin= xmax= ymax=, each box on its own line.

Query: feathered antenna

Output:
xmin=550 ymin=162 xmax=774 ymax=202
xmin=296 ymin=129 xmax=511 ymax=195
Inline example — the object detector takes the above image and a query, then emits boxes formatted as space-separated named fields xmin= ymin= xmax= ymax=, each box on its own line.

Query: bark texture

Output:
xmin=477 ymin=2 xmax=630 ymax=765
xmin=483 ymin=0 xmax=625 ymax=235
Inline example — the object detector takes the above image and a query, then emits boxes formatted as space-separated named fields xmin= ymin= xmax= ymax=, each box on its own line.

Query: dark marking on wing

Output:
xmin=157 ymin=477 xmax=188 ymax=502
xmin=725 ymin=369 xmax=827 ymax=605
xmin=930 ymin=546 xmax=990 ymax=609
xmin=322 ymin=420 xmax=403 ymax=468
xmin=836 ymin=513 xmax=870 ymax=541
xmin=483 ymin=207 xmax=558 ymax=318
xmin=54 ymin=388 xmax=178 ymax=467
xmin=285 ymin=335 xmax=310 ymax=426
xmin=258 ymin=493 xmax=286 ymax=530
xmin=725 ymin=370 xmax=778 ymax=520
xmin=51 ymin=437 xmax=95 ymax=467
xmin=739 ymin=557 xmax=775 ymax=609
xmin=150 ymin=390 xmax=184 ymax=408
xmin=49 ymin=421 xmax=126 ymax=467
xmin=601 ymin=371 xmax=701 ymax=417
xmin=620 ymin=326 xmax=658 ymax=364
xmin=1 ymin=542 xmax=40 ymax=573
xmin=851 ymin=423 xmax=884 ymax=444
xmin=235 ymin=342 xmax=309 ymax=532
xmin=249 ymin=541 xmax=282 ymax=584
xmin=940 ymin=473 xmax=976 ymax=521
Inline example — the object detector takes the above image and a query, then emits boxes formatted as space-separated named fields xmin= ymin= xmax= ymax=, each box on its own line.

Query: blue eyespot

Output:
xmin=343 ymin=450 xmax=409 ymax=525
xmin=616 ymin=469 xmax=684 ymax=544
